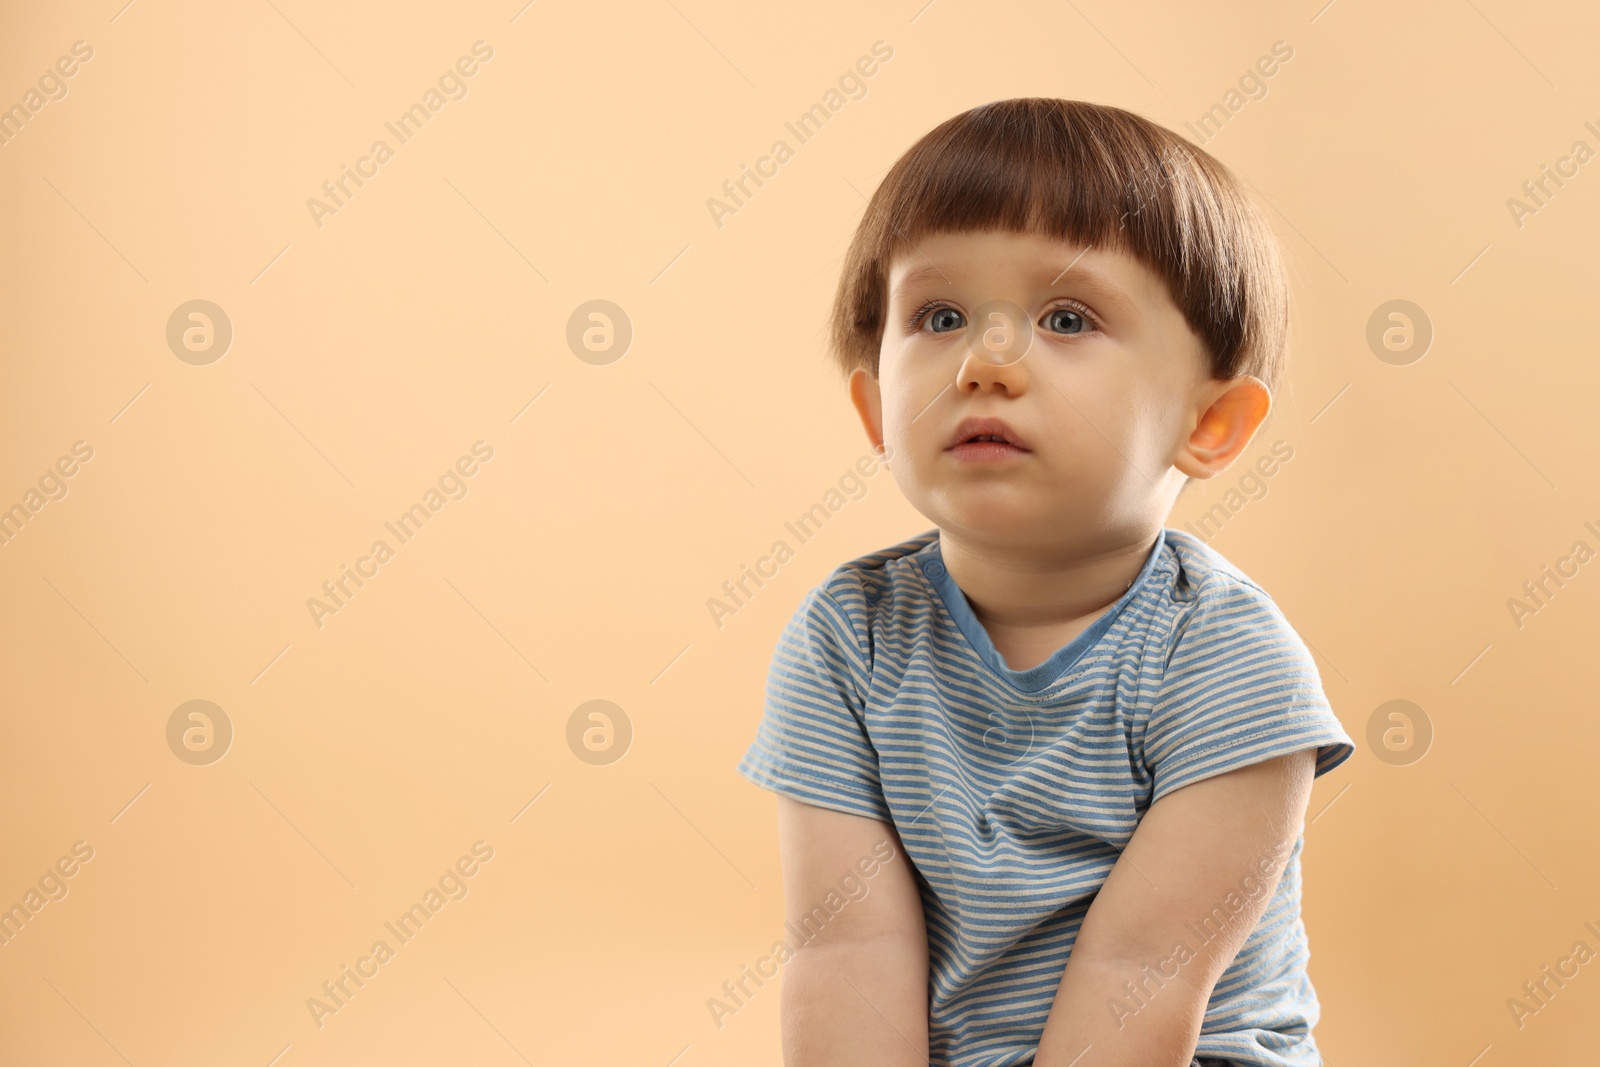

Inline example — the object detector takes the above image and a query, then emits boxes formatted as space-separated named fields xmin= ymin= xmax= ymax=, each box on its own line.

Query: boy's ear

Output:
xmin=1172 ymin=375 xmax=1271 ymax=480
xmin=848 ymin=368 xmax=889 ymax=463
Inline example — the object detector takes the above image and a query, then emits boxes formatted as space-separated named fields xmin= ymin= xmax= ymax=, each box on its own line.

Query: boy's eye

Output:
xmin=904 ymin=300 xmax=965 ymax=333
xmin=1045 ymin=307 xmax=1089 ymax=335
xmin=906 ymin=299 xmax=1099 ymax=336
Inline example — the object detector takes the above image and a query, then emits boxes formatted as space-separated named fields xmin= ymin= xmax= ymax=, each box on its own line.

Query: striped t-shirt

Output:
xmin=737 ymin=525 xmax=1356 ymax=1067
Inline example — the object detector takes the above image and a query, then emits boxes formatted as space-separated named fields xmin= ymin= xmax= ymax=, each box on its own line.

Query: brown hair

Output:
xmin=828 ymin=98 xmax=1290 ymax=394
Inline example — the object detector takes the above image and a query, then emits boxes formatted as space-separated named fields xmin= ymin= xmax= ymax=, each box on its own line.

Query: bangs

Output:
xmin=879 ymin=101 xmax=1173 ymax=264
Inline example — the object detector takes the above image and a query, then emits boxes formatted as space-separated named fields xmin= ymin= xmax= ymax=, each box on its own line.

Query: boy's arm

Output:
xmin=775 ymin=795 xmax=929 ymax=1067
xmin=1033 ymin=749 xmax=1317 ymax=1067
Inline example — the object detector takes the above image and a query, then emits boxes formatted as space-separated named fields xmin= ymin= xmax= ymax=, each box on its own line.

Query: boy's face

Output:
xmin=850 ymin=228 xmax=1268 ymax=548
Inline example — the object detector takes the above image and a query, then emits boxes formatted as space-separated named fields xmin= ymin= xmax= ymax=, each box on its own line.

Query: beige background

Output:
xmin=2 ymin=0 xmax=1598 ymax=1064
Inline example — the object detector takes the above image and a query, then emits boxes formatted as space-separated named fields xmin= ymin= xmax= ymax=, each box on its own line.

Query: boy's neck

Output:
xmin=937 ymin=526 xmax=1161 ymax=635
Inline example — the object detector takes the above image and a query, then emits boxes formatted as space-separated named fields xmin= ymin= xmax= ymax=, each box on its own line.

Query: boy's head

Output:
xmin=834 ymin=98 xmax=1288 ymax=551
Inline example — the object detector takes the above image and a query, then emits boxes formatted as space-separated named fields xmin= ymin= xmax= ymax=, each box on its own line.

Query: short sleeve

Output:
xmin=736 ymin=584 xmax=893 ymax=823
xmin=1143 ymin=580 xmax=1356 ymax=806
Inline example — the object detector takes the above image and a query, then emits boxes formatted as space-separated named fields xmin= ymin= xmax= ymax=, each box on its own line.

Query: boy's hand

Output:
xmin=775 ymin=796 xmax=929 ymax=1066
xmin=1033 ymin=748 xmax=1318 ymax=1067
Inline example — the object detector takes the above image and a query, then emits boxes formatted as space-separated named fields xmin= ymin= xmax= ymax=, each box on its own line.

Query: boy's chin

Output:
xmin=931 ymin=499 xmax=1055 ymax=537
xmin=930 ymin=489 xmax=1118 ymax=538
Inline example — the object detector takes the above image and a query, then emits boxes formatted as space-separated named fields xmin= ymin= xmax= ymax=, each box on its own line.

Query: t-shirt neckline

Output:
xmin=916 ymin=528 xmax=1168 ymax=693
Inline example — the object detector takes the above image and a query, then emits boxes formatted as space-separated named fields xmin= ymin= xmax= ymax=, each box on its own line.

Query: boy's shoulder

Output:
xmin=1158 ymin=528 xmax=1321 ymax=673
xmin=1159 ymin=526 xmax=1276 ymax=603
xmin=791 ymin=528 xmax=1323 ymax=712
xmin=811 ymin=527 xmax=941 ymax=608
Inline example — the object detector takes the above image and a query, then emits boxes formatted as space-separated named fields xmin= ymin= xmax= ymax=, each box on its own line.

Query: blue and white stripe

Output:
xmin=738 ymin=526 xmax=1356 ymax=1067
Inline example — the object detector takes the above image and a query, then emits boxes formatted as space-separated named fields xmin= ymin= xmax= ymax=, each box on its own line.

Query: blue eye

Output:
xmin=1045 ymin=307 xmax=1089 ymax=335
xmin=905 ymin=299 xmax=1100 ymax=336
xmin=906 ymin=300 xmax=965 ymax=333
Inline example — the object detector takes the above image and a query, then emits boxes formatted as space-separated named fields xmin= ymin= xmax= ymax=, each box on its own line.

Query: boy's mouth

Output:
xmin=948 ymin=439 xmax=1030 ymax=461
xmin=946 ymin=416 xmax=1030 ymax=452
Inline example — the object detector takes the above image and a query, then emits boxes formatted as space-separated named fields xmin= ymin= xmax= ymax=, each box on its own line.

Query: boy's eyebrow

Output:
xmin=890 ymin=261 xmax=1138 ymax=316
xmin=1047 ymin=265 xmax=1138 ymax=317
xmin=891 ymin=264 xmax=959 ymax=295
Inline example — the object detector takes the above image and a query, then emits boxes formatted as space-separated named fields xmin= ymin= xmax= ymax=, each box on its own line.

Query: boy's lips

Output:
xmin=947 ymin=439 xmax=1030 ymax=461
xmin=945 ymin=416 xmax=1030 ymax=451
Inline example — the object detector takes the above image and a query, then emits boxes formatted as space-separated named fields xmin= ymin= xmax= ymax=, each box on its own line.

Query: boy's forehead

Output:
xmin=886 ymin=231 xmax=1152 ymax=314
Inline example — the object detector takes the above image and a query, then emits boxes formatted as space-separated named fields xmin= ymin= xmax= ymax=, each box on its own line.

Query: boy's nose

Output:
xmin=956 ymin=302 xmax=1032 ymax=395
xmin=956 ymin=348 xmax=1029 ymax=396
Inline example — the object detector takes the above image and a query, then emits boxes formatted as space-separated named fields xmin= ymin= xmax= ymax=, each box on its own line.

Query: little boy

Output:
xmin=736 ymin=98 xmax=1356 ymax=1067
